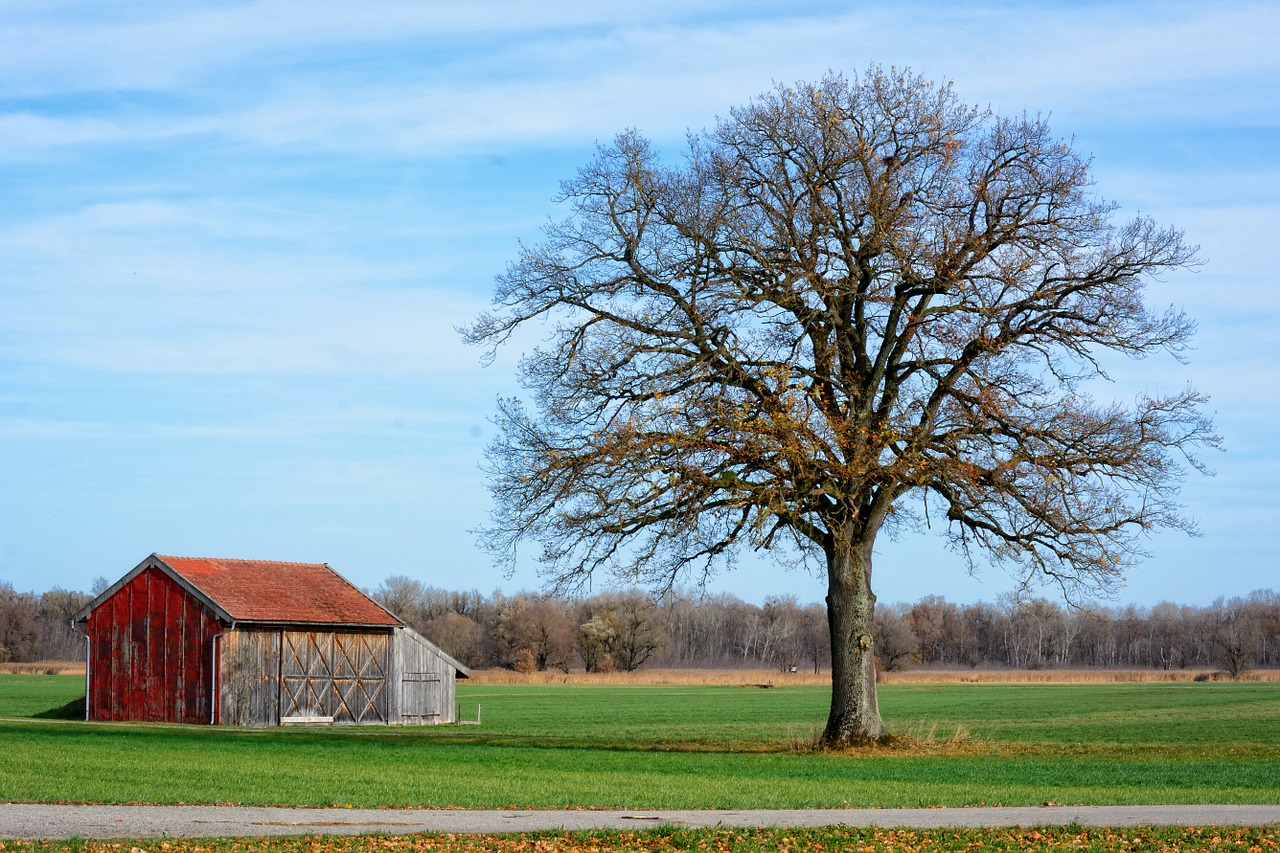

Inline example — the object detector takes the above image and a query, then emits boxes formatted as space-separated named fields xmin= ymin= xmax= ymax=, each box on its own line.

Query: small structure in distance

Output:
xmin=74 ymin=553 xmax=469 ymax=726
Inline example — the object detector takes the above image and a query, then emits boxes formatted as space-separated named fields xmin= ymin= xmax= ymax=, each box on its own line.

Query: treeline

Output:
xmin=872 ymin=591 xmax=1280 ymax=678
xmin=367 ymin=579 xmax=1280 ymax=679
xmin=0 ymin=584 xmax=93 ymax=663
xmin=3 ymin=578 xmax=1277 ymax=678
xmin=370 ymin=578 xmax=830 ymax=675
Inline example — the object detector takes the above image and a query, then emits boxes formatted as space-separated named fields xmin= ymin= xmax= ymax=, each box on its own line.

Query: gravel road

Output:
xmin=3 ymin=804 xmax=1279 ymax=839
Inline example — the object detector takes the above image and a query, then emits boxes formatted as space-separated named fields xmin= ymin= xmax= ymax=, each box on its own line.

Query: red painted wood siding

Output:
xmin=84 ymin=567 xmax=226 ymax=723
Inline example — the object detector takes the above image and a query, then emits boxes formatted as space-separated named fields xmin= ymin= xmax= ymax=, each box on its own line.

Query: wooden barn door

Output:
xmin=398 ymin=669 xmax=443 ymax=724
xmin=392 ymin=627 xmax=450 ymax=724
xmin=279 ymin=631 xmax=390 ymax=724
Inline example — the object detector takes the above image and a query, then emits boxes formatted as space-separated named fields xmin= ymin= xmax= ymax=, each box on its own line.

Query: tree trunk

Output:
xmin=820 ymin=529 xmax=885 ymax=747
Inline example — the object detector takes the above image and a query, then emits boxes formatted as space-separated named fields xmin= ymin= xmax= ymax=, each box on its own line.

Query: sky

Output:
xmin=1 ymin=1 xmax=1277 ymax=609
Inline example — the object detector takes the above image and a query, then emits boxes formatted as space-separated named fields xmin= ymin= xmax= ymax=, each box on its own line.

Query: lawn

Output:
xmin=1 ymin=674 xmax=1277 ymax=809
xmin=0 ymin=674 xmax=84 ymax=720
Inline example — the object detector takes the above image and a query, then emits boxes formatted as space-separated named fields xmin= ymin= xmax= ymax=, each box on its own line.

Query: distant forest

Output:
xmin=3 ymin=578 xmax=1276 ymax=679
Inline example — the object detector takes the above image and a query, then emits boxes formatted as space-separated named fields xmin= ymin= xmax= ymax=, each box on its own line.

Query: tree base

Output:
xmin=816 ymin=731 xmax=901 ymax=751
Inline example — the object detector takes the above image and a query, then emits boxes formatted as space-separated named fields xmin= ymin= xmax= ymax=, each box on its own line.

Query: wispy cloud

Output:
xmin=5 ymin=3 xmax=1275 ymax=158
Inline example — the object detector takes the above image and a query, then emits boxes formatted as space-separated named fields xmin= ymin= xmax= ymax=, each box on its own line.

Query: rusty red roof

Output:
xmin=154 ymin=555 xmax=402 ymax=626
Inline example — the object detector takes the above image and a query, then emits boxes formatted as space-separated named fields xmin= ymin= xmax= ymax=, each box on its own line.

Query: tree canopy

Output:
xmin=466 ymin=66 xmax=1217 ymax=745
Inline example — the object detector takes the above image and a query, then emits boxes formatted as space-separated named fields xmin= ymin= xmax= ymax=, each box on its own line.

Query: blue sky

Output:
xmin=2 ymin=1 xmax=1277 ymax=607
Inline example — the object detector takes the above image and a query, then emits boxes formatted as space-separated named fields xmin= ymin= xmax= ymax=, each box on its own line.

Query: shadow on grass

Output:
xmin=33 ymin=697 xmax=86 ymax=720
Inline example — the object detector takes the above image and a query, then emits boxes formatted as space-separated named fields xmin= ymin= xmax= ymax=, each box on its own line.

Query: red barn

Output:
xmin=74 ymin=553 xmax=469 ymax=726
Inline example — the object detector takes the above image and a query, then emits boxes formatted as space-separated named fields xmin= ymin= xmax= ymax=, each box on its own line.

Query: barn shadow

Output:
xmin=33 ymin=697 xmax=85 ymax=720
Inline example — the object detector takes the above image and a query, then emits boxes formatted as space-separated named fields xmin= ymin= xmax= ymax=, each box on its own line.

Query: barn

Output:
xmin=73 ymin=553 xmax=469 ymax=726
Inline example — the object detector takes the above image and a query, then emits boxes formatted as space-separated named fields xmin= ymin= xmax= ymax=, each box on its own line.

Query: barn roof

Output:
xmin=76 ymin=554 xmax=403 ymax=628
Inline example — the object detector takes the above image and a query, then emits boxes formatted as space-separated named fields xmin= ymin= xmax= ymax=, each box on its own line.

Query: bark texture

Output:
xmin=822 ymin=533 xmax=884 ymax=744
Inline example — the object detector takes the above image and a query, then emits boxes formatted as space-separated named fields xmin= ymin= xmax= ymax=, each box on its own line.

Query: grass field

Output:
xmin=1 ymin=674 xmax=1277 ymax=809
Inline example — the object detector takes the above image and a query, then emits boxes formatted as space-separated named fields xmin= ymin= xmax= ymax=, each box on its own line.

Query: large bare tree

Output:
xmin=465 ymin=67 xmax=1217 ymax=746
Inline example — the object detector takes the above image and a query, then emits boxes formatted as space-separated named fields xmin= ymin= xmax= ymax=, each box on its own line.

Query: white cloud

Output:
xmin=3 ymin=3 xmax=1272 ymax=157
xmin=0 ymin=195 xmax=508 ymax=377
xmin=0 ymin=1 xmax=769 ymax=94
xmin=4 ymin=272 xmax=493 ymax=377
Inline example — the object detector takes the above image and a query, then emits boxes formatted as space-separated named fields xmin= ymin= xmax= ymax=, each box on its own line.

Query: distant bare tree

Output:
xmin=909 ymin=596 xmax=957 ymax=665
xmin=0 ymin=583 xmax=38 ymax=663
xmin=371 ymin=575 xmax=432 ymax=629
xmin=34 ymin=587 xmax=92 ymax=660
xmin=422 ymin=612 xmax=486 ymax=669
xmin=495 ymin=596 xmax=575 ymax=672
xmin=578 ymin=591 xmax=666 ymax=672
xmin=1211 ymin=596 xmax=1262 ymax=679
xmin=873 ymin=605 xmax=918 ymax=671
xmin=798 ymin=603 xmax=831 ymax=674
xmin=1247 ymin=589 xmax=1280 ymax=667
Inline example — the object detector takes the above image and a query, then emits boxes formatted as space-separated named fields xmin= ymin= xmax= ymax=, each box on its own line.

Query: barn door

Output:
xmin=279 ymin=631 xmax=389 ymax=724
xmin=399 ymin=669 xmax=442 ymax=724
xmin=332 ymin=632 xmax=389 ymax=724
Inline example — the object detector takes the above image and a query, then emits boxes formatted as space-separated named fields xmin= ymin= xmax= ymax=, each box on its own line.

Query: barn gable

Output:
xmin=393 ymin=626 xmax=471 ymax=724
xmin=76 ymin=554 xmax=467 ymax=726
xmin=76 ymin=563 xmax=224 ymax=724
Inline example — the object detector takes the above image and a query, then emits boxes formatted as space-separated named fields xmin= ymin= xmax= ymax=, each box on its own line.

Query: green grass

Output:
xmin=0 ymin=673 xmax=84 ymax=719
xmin=1 ymin=674 xmax=1277 ymax=809
xmin=457 ymin=681 xmax=1280 ymax=747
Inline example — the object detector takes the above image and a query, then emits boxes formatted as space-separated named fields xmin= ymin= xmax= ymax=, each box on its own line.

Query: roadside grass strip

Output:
xmin=4 ymin=826 xmax=1280 ymax=853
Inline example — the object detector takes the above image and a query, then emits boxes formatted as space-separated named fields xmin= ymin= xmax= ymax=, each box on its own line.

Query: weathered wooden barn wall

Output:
xmin=83 ymin=567 xmax=222 ymax=724
xmin=220 ymin=628 xmax=393 ymax=725
xmin=218 ymin=627 xmax=281 ymax=726
xmin=390 ymin=627 xmax=457 ymax=724
xmin=280 ymin=630 xmax=391 ymax=724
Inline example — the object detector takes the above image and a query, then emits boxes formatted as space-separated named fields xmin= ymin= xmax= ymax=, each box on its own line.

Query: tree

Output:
xmin=577 ymin=612 xmax=618 ymax=672
xmin=873 ymin=604 xmax=918 ymax=671
xmin=575 ymin=591 xmax=666 ymax=672
xmin=604 ymin=591 xmax=666 ymax=672
xmin=371 ymin=575 xmax=432 ymax=629
xmin=760 ymin=595 xmax=806 ymax=672
xmin=35 ymin=587 xmax=92 ymax=661
xmin=1210 ymin=595 xmax=1261 ymax=679
xmin=798 ymin=602 xmax=831 ymax=674
xmin=495 ymin=596 xmax=574 ymax=672
xmin=908 ymin=595 xmax=957 ymax=664
xmin=422 ymin=611 xmax=487 ymax=668
xmin=0 ymin=583 xmax=38 ymax=663
xmin=467 ymin=67 xmax=1216 ymax=746
xmin=1246 ymin=589 xmax=1280 ymax=667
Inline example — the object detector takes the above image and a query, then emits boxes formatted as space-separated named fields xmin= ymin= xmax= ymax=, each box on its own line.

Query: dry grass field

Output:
xmin=6 ymin=660 xmax=1277 ymax=683
xmin=0 ymin=661 xmax=84 ymax=676
xmin=880 ymin=667 xmax=1280 ymax=683
xmin=466 ymin=666 xmax=1280 ymax=685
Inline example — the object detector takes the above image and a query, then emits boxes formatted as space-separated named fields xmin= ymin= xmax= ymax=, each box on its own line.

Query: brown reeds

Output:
xmin=465 ymin=666 xmax=1280 ymax=685
xmin=879 ymin=667 xmax=1280 ymax=683
xmin=8 ymin=661 xmax=1276 ymax=683
xmin=466 ymin=667 xmax=831 ymax=687
xmin=0 ymin=661 xmax=85 ymax=676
